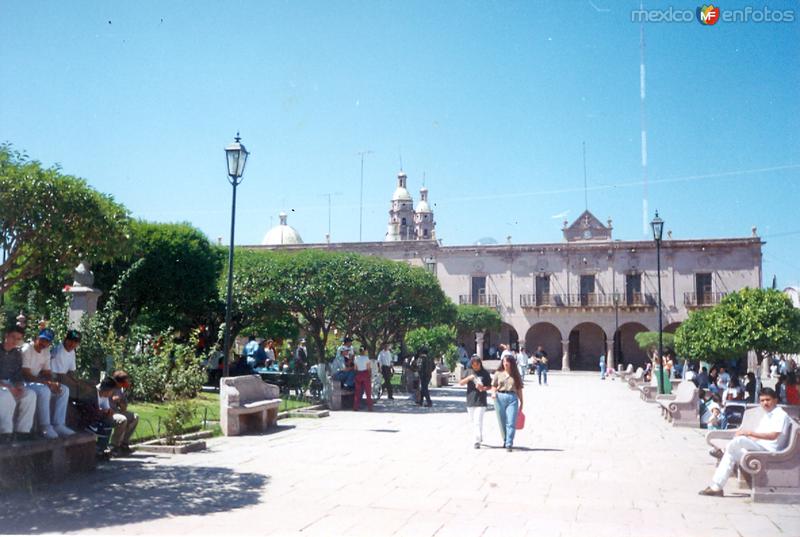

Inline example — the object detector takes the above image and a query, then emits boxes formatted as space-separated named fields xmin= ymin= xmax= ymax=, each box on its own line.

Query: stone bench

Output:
xmin=0 ymin=433 xmax=96 ymax=489
xmin=626 ymin=368 xmax=645 ymax=390
xmin=707 ymin=407 xmax=800 ymax=503
xmin=657 ymin=381 xmax=699 ymax=427
xmin=220 ymin=375 xmax=281 ymax=436
xmin=328 ymin=381 xmax=355 ymax=411
xmin=615 ymin=364 xmax=634 ymax=381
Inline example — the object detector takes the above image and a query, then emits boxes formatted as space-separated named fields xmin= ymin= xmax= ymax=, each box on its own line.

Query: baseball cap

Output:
xmin=38 ymin=328 xmax=55 ymax=342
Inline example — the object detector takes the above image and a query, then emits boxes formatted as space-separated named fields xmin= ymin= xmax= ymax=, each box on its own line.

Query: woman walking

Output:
xmin=459 ymin=355 xmax=491 ymax=449
xmin=491 ymin=354 xmax=524 ymax=451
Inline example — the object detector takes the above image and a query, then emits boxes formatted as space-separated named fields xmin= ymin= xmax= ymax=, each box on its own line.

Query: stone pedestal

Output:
xmin=475 ymin=332 xmax=484 ymax=359
xmin=561 ymin=339 xmax=570 ymax=371
xmin=63 ymin=261 xmax=102 ymax=329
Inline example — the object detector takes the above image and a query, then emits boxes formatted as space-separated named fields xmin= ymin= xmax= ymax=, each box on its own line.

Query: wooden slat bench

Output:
xmin=220 ymin=375 xmax=281 ymax=436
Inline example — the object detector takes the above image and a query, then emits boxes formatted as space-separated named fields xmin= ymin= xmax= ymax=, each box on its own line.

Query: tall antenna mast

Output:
xmin=639 ymin=0 xmax=650 ymax=235
xmin=398 ymin=148 xmax=403 ymax=171
xmin=357 ymin=150 xmax=373 ymax=242
xmin=582 ymin=141 xmax=588 ymax=212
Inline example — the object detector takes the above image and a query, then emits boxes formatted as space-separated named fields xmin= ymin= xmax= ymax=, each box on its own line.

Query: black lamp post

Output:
xmin=222 ymin=133 xmax=249 ymax=377
xmin=651 ymin=211 xmax=665 ymax=394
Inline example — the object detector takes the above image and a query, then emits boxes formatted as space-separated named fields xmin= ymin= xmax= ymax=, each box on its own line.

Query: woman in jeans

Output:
xmin=459 ymin=355 xmax=491 ymax=449
xmin=491 ymin=354 xmax=524 ymax=451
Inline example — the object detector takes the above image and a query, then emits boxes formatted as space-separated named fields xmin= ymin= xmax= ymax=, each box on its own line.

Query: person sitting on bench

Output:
xmin=699 ymin=387 xmax=791 ymax=497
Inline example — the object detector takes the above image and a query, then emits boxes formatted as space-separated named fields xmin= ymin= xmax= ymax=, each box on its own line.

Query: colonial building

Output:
xmin=253 ymin=172 xmax=763 ymax=371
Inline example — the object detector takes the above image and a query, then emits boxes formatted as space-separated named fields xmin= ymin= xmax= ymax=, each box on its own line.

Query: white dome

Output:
xmin=392 ymin=187 xmax=412 ymax=201
xmin=416 ymin=199 xmax=431 ymax=213
xmin=261 ymin=213 xmax=304 ymax=245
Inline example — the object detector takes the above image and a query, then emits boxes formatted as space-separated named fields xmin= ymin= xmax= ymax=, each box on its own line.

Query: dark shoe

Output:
xmin=474 ymin=443 xmax=480 ymax=449
xmin=506 ymin=447 xmax=513 ymax=452
xmin=709 ymin=448 xmax=724 ymax=460
xmin=96 ymin=450 xmax=111 ymax=462
xmin=120 ymin=444 xmax=134 ymax=455
xmin=698 ymin=487 xmax=723 ymax=497
xmin=425 ymin=402 xmax=432 ymax=407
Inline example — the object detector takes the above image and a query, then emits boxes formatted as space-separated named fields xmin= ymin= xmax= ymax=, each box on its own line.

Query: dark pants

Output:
xmin=381 ymin=365 xmax=394 ymax=399
xmin=419 ymin=374 xmax=432 ymax=405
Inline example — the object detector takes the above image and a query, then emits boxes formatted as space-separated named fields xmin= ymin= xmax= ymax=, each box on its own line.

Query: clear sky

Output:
xmin=1 ymin=1 xmax=798 ymax=284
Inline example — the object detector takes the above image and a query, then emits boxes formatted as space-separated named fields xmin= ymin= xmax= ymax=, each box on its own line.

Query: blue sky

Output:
xmin=1 ymin=1 xmax=798 ymax=284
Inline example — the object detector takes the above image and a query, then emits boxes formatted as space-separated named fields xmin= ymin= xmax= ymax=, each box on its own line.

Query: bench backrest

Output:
xmin=625 ymin=364 xmax=634 ymax=374
xmin=632 ymin=367 xmax=644 ymax=380
xmin=673 ymin=380 xmax=697 ymax=404
xmin=221 ymin=375 xmax=279 ymax=406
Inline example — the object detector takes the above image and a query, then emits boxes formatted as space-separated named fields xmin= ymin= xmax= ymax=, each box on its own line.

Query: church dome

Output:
xmin=392 ymin=186 xmax=412 ymax=201
xmin=261 ymin=212 xmax=304 ymax=245
xmin=416 ymin=186 xmax=431 ymax=213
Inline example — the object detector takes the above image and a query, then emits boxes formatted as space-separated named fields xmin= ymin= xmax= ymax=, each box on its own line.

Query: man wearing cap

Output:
xmin=21 ymin=328 xmax=74 ymax=438
xmin=0 ymin=323 xmax=36 ymax=443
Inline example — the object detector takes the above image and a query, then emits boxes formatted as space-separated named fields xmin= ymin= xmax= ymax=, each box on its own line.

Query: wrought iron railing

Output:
xmin=458 ymin=294 xmax=499 ymax=307
xmin=684 ymin=291 xmax=726 ymax=306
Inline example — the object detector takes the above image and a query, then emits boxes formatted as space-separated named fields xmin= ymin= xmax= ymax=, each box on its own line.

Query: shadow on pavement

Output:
xmin=0 ymin=458 xmax=269 ymax=534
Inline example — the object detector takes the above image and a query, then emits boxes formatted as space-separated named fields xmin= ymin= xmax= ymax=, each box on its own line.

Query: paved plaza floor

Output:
xmin=1 ymin=373 xmax=799 ymax=536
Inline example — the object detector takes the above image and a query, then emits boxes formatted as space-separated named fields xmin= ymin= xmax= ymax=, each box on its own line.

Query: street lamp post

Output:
xmin=222 ymin=133 xmax=249 ymax=377
xmin=651 ymin=211 xmax=665 ymax=394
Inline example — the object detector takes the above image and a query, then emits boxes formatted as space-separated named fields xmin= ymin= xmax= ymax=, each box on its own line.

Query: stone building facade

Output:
xmin=251 ymin=173 xmax=763 ymax=371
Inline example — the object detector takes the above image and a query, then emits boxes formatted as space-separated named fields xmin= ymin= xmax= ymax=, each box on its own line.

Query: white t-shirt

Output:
xmin=21 ymin=342 xmax=52 ymax=377
xmin=500 ymin=349 xmax=514 ymax=361
xmin=516 ymin=351 xmax=529 ymax=367
xmin=354 ymin=355 xmax=371 ymax=372
xmin=755 ymin=406 xmax=792 ymax=452
xmin=50 ymin=343 xmax=76 ymax=375
xmin=377 ymin=350 xmax=393 ymax=367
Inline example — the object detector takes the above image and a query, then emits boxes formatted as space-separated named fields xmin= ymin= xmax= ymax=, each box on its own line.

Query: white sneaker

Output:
xmin=42 ymin=426 xmax=59 ymax=439
xmin=54 ymin=424 xmax=75 ymax=437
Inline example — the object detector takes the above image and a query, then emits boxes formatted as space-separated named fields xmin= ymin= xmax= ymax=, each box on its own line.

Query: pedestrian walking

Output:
xmin=417 ymin=348 xmax=433 ymax=407
xmin=599 ymin=354 xmax=606 ymax=380
xmin=491 ymin=354 xmax=524 ymax=451
xmin=534 ymin=346 xmax=548 ymax=385
xmin=353 ymin=347 xmax=373 ymax=411
xmin=516 ymin=346 xmax=529 ymax=381
xmin=377 ymin=343 xmax=394 ymax=400
xmin=458 ymin=355 xmax=491 ymax=449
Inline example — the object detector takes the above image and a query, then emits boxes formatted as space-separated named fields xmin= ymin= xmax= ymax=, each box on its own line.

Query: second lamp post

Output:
xmin=651 ymin=211 xmax=665 ymax=394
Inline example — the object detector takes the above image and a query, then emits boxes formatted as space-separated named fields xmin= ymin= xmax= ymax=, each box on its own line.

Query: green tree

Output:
xmin=634 ymin=331 xmax=676 ymax=358
xmin=348 ymin=256 xmax=455 ymax=360
xmin=0 ymin=144 xmax=130 ymax=296
xmin=93 ymin=220 xmax=224 ymax=334
xmin=455 ymin=304 xmax=502 ymax=334
xmin=405 ymin=325 xmax=458 ymax=368
xmin=675 ymin=288 xmax=800 ymax=363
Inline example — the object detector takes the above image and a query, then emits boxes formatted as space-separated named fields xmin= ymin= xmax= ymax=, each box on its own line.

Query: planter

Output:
xmin=134 ymin=430 xmax=212 ymax=454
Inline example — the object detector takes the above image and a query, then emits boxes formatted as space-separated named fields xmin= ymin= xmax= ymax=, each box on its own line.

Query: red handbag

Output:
xmin=515 ymin=410 xmax=526 ymax=430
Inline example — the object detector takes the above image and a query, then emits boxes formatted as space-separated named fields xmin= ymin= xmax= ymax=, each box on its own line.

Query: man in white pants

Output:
xmin=699 ymin=387 xmax=791 ymax=496
xmin=0 ymin=324 xmax=36 ymax=442
xmin=21 ymin=328 xmax=74 ymax=439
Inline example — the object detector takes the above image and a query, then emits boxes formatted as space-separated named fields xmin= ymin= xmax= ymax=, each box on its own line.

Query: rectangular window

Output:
xmin=696 ymin=273 xmax=712 ymax=304
xmin=535 ymin=275 xmax=550 ymax=306
xmin=626 ymin=273 xmax=642 ymax=305
xmin=471 ymin=276 xmax=486 ymax=305
xmin=580 ymin=275 xmax=595 ymax=306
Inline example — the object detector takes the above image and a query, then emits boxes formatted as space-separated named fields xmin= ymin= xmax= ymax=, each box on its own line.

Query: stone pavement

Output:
xmin=1 ymin=373 xmax=799 ymax=537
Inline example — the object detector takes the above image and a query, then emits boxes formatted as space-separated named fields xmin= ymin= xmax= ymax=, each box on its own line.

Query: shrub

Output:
xmin=162 ymin=399 xmax=196 ymax=445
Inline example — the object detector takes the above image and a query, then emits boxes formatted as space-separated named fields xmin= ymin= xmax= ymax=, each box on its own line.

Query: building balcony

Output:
xmin=459 ymin=294 xmax=499 ymax=308
xmin=684 ymin=292 xmax=726 ymax=308
xmin=520 ymin=292 xmax=656 ymax=310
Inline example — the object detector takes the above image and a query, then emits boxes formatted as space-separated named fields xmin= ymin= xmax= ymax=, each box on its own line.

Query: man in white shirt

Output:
xmin=516 ymin=346 xmax=529 ymax=380
xmin=377 ymin=343 xmax=394 ymax=400
xmin=50 ymin=329 xmax=94 ymax=401
xmin=699 ymin=387 xmax=792 ymax=496
xmin=21 ymin=328 xmax=74 ymax=438
xmin=353 ymin=347 xmax=373 ymax=411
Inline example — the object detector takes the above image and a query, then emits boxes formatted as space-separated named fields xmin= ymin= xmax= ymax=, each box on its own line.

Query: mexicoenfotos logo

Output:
xmin=631 ymin=4 xmax=795 ymax=23
xmin=697 ymin=5 xmax=721 ymax=25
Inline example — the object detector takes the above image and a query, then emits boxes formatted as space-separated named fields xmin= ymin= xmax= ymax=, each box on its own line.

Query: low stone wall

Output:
xmin=0 ymin=433 xmax=96 ymax=489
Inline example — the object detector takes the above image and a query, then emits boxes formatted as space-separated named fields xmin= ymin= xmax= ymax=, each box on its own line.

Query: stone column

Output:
xmin=607 ymin=340 xmax=615 ymax=371
xmin=475 ymin=332 xmax=484 ymax=359
xmin=64 ymin=261 xmax=103 ymax=329
xmin=561 ymin=339 xmax=570 ymax=371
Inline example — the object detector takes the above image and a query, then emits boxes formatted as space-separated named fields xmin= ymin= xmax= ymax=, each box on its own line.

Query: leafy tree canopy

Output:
xmin=0 ymin=144 xmax=130 ymax=296
xmin=634 ymin=331 xmax=676 ymax=356
xmin=455 ymin=304 xmax=502 ymax=334
xmin=94 ymin=220 xmax=224 ymax=334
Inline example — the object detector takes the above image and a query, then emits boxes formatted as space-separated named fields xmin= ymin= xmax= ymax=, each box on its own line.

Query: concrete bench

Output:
xmin=626 ymin=368 xmax=645 ymax=390
xmin=220 ymin=375 xmax=281 ymax=436
xmin=657 ymin=381 xmax=699 ymax=427
xmin=327 ymin=380 xmax=355 ymax=411
xmin=707 ymin=407 xmax=800 ymax=503
xmin=0 ymin=433 xmax=96 ymax=489
xmin=616 ymin=364 xmax=634 ymax=381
